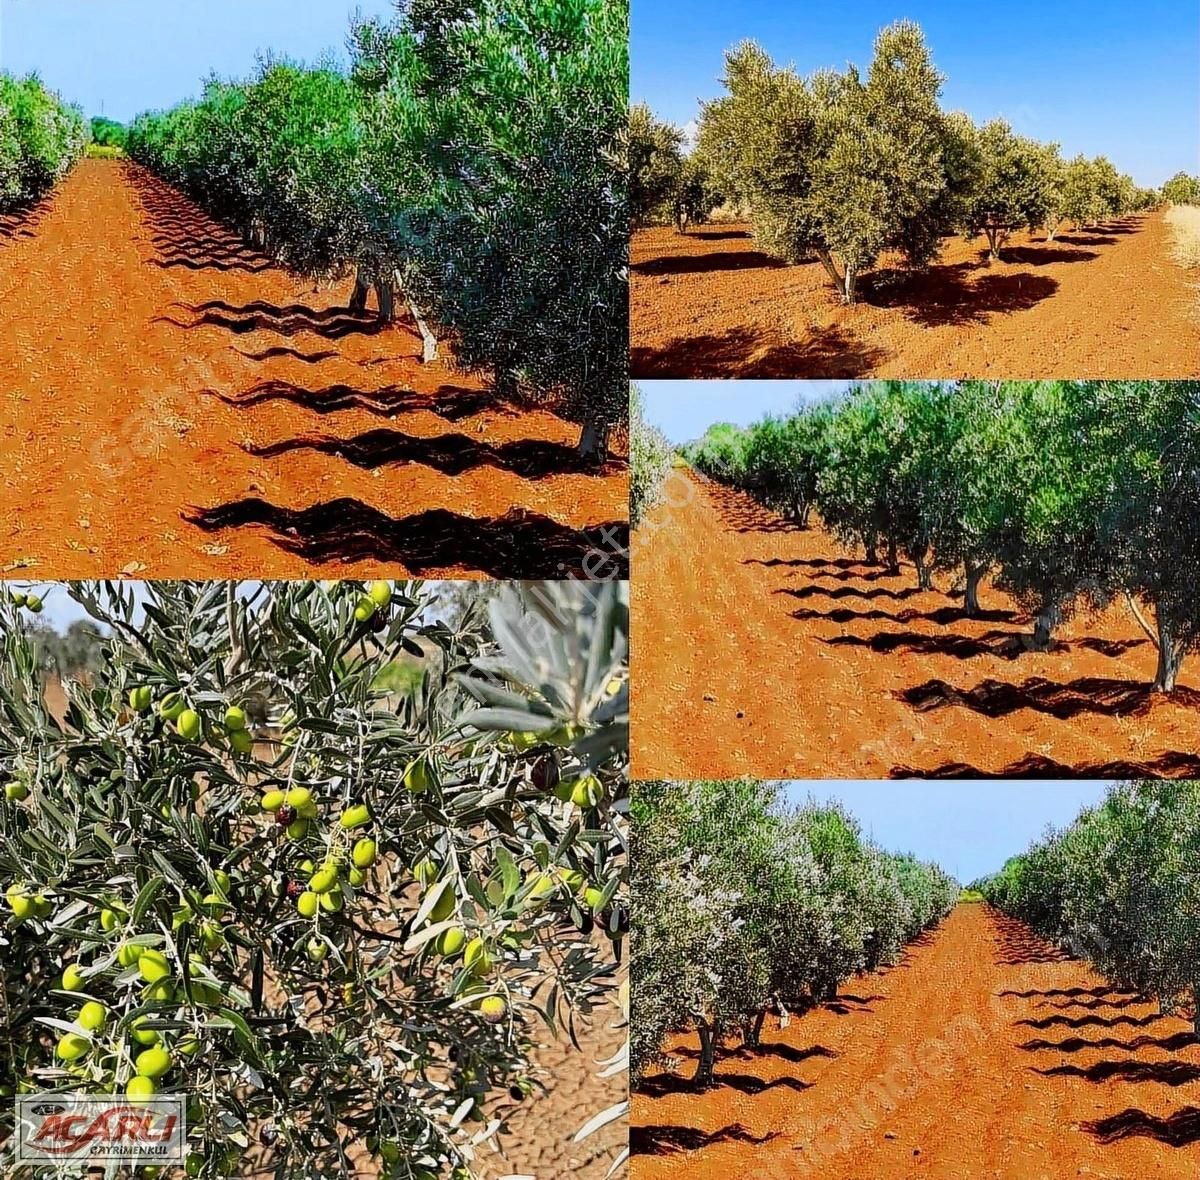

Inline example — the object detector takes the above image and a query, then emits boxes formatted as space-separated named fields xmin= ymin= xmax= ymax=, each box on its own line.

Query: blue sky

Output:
xmin=632 ymin=0 xmax=1199 ymax=188
xmin=0 ymin=0 xmax=397 ymax=122
xmin=639 ymin=380 xmax=849 ymax=444
xmin=790 ymin=781 xmax=1110 ymax=883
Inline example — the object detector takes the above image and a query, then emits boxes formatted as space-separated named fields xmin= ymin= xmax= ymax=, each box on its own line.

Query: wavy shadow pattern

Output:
xmin=632 ymin=1123 xmax=781 ymax=1156
xmin=1082 ymin=1106 xmax=1200 ymax=1147
xmin=898 ymin=676 xmax=1200 ymax=721
xmin=892 ymin=750 xmax=1200 ymax=780
xmin=184 ymin=498 xmax=629 ymax=578
xmin=244 ymin=428 xmax=617 ymax=480
xmin=212 ymin=380 xmax=505 ymax=422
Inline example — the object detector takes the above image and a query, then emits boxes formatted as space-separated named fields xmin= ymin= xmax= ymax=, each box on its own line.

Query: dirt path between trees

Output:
xmin=631 ymin=472 xmax=1200 ymax=779
xmin=631 ymin=212 xmax=1200 ymax=378
xmin=632 ymin=904 xmax=1200 ymax=1180
xmin=0 ymin=160 xmax=627 ymax=579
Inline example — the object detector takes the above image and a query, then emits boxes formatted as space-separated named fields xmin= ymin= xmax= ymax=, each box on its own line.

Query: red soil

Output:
xmin=631 ymin=471 xmax=1200 ymax=779
xmin=631 ymin=213 xmax=1200 ymax=379
xmin=0 ymin=160 xmax=627 ymax=579
xmin=632 ymin=904 xmax=1200 ymax=1180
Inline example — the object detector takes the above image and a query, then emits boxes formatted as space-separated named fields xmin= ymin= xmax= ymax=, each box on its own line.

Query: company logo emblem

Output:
xmin=15 ymin=1094 xmax=186 ymax=1163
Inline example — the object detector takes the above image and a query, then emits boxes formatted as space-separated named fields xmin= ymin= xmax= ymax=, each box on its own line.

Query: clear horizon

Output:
xmin=632 ymin=0 xmax=1199 ymax=189
xmin=792 ymin=780 xmax=1111 ymax=883
xmin=639 ymin=380 xmax=850 ymax=446
xmin=0 ymin=0 xmax=398 ymax=123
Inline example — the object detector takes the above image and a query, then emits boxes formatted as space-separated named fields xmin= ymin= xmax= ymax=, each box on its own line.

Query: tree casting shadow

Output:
xmin=633 ymin=249 xmax=786 ymax=277
xmin=891 ymin=750 xmax=1200 ymax=779
xmin=864 ymin=261 xmax=1058 ymax=327
xmin=898 ymin=676 xmax=1200 ymax=721
xmin=184 ymin=498 xmax=629 ymax=579
xmin=632 ymin=324 xmax=888 ymax=379
xmin=211 ymin=380 xmax=506 ymax=422
xmin=1082 ymin=1106 xmax=1200 ymax=1147
xmin=243 ymin=428 xmax=620 ymax=479
xmin=631 ymin=1123 xmax=781 ymax=1156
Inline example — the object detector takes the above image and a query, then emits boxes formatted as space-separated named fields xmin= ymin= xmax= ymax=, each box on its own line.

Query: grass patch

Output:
xmin=958 ymin=889 xmax=986 ymax=904
xmin=1165 ymin=204 xmax=1200 ymax=269
xmin=86 ymin=145 xmax=123 ymax=159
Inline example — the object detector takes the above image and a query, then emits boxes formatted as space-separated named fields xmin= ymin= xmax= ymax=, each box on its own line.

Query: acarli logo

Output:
xmin=16 ymin=1095 xmax=186 ymax=1163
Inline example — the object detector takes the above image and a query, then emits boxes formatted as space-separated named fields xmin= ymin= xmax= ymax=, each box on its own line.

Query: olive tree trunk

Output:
xmin=913 ymin=548 xmax=933 ymax=591
xmin=694 ymin=1020 xmax=716 ymax=1088
xmin=1153 ymin=616 xmax=1187 ymax=693
xmin=815 ymin=249 xmax=858 ymax=305
xmin=885 ymin=536 xmax=900 ymax=576
xmin=964 ymin=561 xmax=986 ymax=617
xmin=578 ymin=418 xmax=612 ymax=464
xmin=1027 ymin=604 xmax=1061 ymax=651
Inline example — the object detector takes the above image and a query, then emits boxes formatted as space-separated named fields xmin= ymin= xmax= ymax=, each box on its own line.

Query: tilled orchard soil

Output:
xmin=0 ymin=160 xmax=627 ymax=579
xmin=632 ymin=472 xmax=1200 ymax=779
xmin=632 ymin=904 xmax=1200 ymax=1180
xmin=630 ymin=213 xmax=1200 ymax=378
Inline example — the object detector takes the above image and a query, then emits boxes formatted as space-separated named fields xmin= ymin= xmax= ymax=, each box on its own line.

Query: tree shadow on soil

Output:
xmin=1039 ymin=1060 xmax=1200 ymax=1086
xmin=743 ymin=556 xmax=866 ymax=570
xmin=708 ymin=486 xmax=805 ymax=534
xmin=990 ymin=913 xmax=1072 ymax=966
xmin=826 ymin=629 xmax=1145 ymax=662
xmin=994 ymin=246 xmax=1099 ymax=266
xmin=632 ymin=1124 xmax=782 ymax=1156
xmin=1055 ymin=234 xmax=1117 ymax=247
xmin=235 ymin=346 xmax=340 ymax=364
xmin=999 ymin=985 xmax=1136 ymax=1001
xmin=673 ymin=1041 xmax=836 ymax=1066
xmin=689 ymin=229 xmax=752 ymax=241
xmin=897 ymin=676 xmax=1200 ymax=721
xmin=633 ymin=249 xmax=786 ymax=277
xmin=863 ymin=262 xmax=1058 ymax=327
xmin=159 ymin=299 xmax=384 ymax=341
xmin=183 ymin=498 xmax=629 ymax=578
xmin=791 ymin=604 xmax=1021 ymax=627
xmin=1019 ymin=1013 xmax=1169 ymax=1034
xmin=808 ymin=568 xmax=896 ymax=583
xmin=210 ymin=380 xmax=506 ymax=422
xmin=891 ymin=750 xmax=1200 ymax=779
xmin=128 ymin=165 xmax=276 ymax=273
xmin=0 ymin=196 xmax=53 ymax=244
xmin=631 ymin=324 xmax=887 ymax=379
xmin=1082 ymin=1107 xmax=1200 ymax=1147
xmin=242 ymin=429 xmax=619 ymax=480
xmin=777 ymin=584 xmax=923 ymax=603
xmin=638 ymin=1071 xmax=812 ymax=1099
xmin=1020 ymin=1031 xmax=1196 ymax=1053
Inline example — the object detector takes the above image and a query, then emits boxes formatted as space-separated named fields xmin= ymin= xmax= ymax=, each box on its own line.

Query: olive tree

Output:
xmin=0 ymin=579 xmax=628 ymax=1179
xmin=632 ymin=782 xmax=955 ymax=1089
xmin=1162 ymin=172 xmax=1200 ymax=205
xmin=982 ymin=782 xmax=1200 ymax=1035
xmin=629 ymin=103 xmax=684 ymax=228
xmin=699 ymin=22 xmax=970 ymax=304
xmin=959 ymin=120 xmax=1055 ymax=260
xmin=630 ymin=384 xmax=673 ymax=528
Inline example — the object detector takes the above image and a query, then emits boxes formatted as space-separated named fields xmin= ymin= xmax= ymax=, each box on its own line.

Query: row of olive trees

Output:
xmin=975 ymin=780 xmax=1200 ymax=1035
xmin=686 ymin=380 xmax=1200 ymax=692
xmin=0 ymin=73 xmax=88 ymax=211
xmin=631 ymin=22 xmax=1157 ymax=299
xmin=127 ymin=0 xmax=627 ymax=461
xmin=632 ymin=780 xmax=957 ymax=1088
xmin=0 ymin=579 xmax=628 ymax=1179
xmin=629 ymin=384 xmax=674 ymax=527
xmin=1162 ymin=172 xmax=1200 ymax=205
